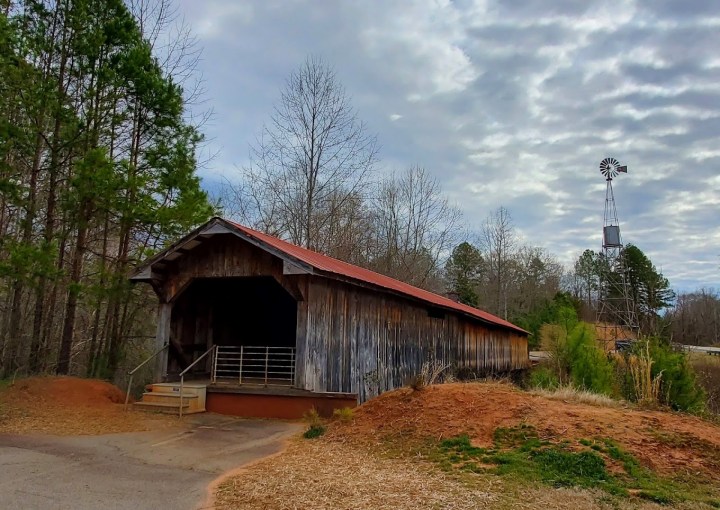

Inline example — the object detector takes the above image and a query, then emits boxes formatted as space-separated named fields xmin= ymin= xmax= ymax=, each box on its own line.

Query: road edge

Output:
xmin=198 ymin=434 xmax=299 ymax=510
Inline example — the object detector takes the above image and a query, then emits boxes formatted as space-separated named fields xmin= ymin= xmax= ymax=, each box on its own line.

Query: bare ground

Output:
xmin=0 ymin=376 xmax=176 ymax=435
xmin=215 ymin=382 xmax=720 ymax=510
xmin=332 ymin=382 xmax=720 ymax=478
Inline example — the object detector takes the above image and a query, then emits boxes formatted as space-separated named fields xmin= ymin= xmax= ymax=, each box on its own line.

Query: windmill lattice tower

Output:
xmin=596 ymin=158 xmax=639 ymax=350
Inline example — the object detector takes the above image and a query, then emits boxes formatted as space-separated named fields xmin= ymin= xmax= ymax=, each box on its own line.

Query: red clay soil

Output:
xmin=0 ymin=376 xmax=175 ymax=435
xmin=330 ymin=383 xmax=720 ymax=479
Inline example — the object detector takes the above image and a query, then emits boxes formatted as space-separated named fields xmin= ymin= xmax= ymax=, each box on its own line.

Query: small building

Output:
xmin=130 ymin=217 xmax=529 ymax=418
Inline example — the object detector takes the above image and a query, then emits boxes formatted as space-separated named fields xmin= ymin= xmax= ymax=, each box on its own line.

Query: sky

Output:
xmin=173 ymin=0 xmax=720 ymax=292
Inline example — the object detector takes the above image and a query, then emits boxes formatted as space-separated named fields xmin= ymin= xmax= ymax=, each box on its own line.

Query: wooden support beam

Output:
xmin=154 ymin=303 xmax=171 ymax=381
xmin=277 ymin=275 xmax=305 ymax=302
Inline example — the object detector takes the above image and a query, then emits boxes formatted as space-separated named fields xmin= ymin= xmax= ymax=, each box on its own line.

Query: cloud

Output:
xmin=178 ymin=0 xmax=720 ymax=291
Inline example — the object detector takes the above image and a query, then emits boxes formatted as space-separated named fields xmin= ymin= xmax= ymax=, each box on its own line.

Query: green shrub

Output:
xmin=647 ymin=340 xmax=705 ymax=413
xmin=303 ymin=424 xmax=326 ymax=439
xmin=514 ymin=292 xmax=581 ymax=349
xmin=565 ymin=322 xmax=615 ymax=396
xmin=302 ymin=407 xmax=325 ymax=438
xmin=538 ymin=317 xmax=614 ymax=397
xmin=528 ymin=365 xmax=560 ymax=390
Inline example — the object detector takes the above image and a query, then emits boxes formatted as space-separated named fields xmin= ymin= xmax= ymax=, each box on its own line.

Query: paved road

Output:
xmin=0 ymin=414 xmax=302 ymax=510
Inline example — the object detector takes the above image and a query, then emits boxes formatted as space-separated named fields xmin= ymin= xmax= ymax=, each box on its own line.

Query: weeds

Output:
xmin=692 ymin=353 xmax=720 ymax=414
xmin=332 ymin=407 xmax=354 ymax=423
xmin=529 ymin=385 xmax=620 ymax=408
xmin=302 ymin=407 xmax=326 ymax=439
xmin=406 ymin=358 xmax=450 ymax=391
xmin=626 ymin=340 xmax=663 ymax=406
xmin=527 ymin=366 xmax=559 ymax=390
xmin=433 ymin=425 xmax=719 ymax=505
xmin=303 ymin=425 xmax=326 ymax=439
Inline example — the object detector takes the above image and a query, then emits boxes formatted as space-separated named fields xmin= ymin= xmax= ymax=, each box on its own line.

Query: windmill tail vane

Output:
xmin=618 ymin=165 xmax=628 ymax=173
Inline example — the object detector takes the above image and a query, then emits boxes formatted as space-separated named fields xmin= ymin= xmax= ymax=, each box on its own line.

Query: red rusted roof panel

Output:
xmin=227 ymin=220 xmax=527 ymax=335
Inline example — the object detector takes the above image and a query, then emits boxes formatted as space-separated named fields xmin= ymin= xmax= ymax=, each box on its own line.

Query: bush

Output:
xmin=527 ymin=366 xmax=560 ymax=390
xmin=303 ymin=425 xmax=326 ymax=439
xmin=514 ymin=292 xmax=581 ymax=349
xmin=539 ymin=319 xmax=615 ymax=396
xmin=647 ymin=340 xmax=705 ymax=413
xmin=302 ymin=407 xmax=326 ymax=438
xmin=565 ymin=322 xmax=615 ymax=396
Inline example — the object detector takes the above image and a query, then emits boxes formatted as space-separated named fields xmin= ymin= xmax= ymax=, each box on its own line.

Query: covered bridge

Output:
xmin=130 ymin=217 xmax=529 ymax=417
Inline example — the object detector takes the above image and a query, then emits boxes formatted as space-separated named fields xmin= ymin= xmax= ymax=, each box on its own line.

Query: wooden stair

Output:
xmin=133 ymin=382 xmax=207 ymax=414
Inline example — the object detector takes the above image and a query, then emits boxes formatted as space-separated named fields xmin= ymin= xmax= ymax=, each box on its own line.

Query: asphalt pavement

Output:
xmin=0 ymin=414 xmax=301 ymax=510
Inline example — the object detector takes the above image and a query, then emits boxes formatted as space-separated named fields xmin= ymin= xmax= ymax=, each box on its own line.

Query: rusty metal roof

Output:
xmin=225 ymin=220 xmax=527 ymax=335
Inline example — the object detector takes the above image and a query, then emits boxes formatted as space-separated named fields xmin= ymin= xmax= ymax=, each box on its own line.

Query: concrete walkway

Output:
xmin=0 ymin=414 xmax=302 ymax=510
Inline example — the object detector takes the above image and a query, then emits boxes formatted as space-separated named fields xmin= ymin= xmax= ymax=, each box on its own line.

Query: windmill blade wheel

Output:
xmin=600 ymin=157 xmax=620 ymax=179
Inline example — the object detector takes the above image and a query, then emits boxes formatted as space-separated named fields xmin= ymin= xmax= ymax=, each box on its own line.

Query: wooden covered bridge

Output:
xmin=130 ymin=217 xmax=529 ymax=418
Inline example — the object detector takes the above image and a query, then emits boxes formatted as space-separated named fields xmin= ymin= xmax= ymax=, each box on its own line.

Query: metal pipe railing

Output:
xmin=213 ymin=346 xmax=295 ymax=386
xmin=124 ymin=343 xmax=169 ymax=411
xmin=178 ymin=345 xmax=217 ymax=418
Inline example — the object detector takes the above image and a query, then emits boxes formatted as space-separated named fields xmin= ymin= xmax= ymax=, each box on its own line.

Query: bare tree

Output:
xmin=229 ymin=56 xmax=378 ymax=251
xmin=511 ymin=246 xmax=564 ymax=315
xmin=668 ymin=288 xmax=720 ymax=346
xmin=479 ymin=207 xmax=517 ymax=319
xmin=368 ymin=167 xmax=462 ymax=290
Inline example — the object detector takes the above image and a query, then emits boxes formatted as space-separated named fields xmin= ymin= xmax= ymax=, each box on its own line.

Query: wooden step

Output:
xmin=133 ymin=401 xmax=206 ymax=414
xmin=148 ymin=382 xmax=207 ymax=394
xmin=133 ymin=401 xmax=189 ymax=413
xmin=141 ymin=392 xmax=197 ymax=405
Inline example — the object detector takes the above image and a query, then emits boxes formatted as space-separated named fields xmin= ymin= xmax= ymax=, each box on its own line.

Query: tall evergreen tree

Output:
xmin=0 ymin=0 xmax=213 ymax=378
xmin=621 ymin=244 xmax=674 ymax=334
xmin=445 ymin=242 xmax=483 ymax=306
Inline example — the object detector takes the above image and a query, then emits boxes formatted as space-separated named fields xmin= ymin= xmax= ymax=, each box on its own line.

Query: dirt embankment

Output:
xmin=330 ymin=382 xmax=720 ymax=479
xmin=0 ymin=376 xmax=175 ymax=435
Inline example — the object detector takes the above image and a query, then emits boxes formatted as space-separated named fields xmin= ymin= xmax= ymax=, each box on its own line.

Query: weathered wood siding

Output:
xmin=301 ymin=278 xmax=529 ymax=402
xmin=154 ymin=233 xmax=528 ymax=401
xmin=162 ymin=234 xmax=284 ymax=302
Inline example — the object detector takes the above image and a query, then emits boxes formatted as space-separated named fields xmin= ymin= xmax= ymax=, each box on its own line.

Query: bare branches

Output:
xmin=369 ymin=167 xmax=462 ymax=290
xmin=232 ymin=56 xmax=378 ymax=250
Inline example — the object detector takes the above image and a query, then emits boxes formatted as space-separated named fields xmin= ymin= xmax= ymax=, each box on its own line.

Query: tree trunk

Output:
xmin=56 ymin=206 xmax=90 ymax=374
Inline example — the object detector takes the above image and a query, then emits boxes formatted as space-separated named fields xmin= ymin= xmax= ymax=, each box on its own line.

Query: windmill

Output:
xmin=596 ymin=158 xmax=639 ymax=349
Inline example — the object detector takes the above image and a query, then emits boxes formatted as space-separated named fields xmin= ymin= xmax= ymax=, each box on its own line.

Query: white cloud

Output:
xmin=179 ymin=0 xmax=720 ymax=291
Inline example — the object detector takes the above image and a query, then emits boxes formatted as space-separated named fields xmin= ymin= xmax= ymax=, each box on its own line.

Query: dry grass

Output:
xmin=214 ymin=436 xmax=702 ymax=510
xmin=626 ymin=341 xmax=663 ymax=405
xmin=689 ymin=353 xmax=720 ymax=415
xmin=215 ymin=438 xmax=498 ymax=510
xmin=528 ymin=385 xmax=621 ymax=408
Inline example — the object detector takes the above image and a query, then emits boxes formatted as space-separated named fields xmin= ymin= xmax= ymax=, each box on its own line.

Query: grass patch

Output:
xmin=303 ymin=424 xmax=326 ymax=439
xmin=302 ymin=407 xmax=326 ymax=439
xmin=433 ymin=425 xmax=719 ymax=506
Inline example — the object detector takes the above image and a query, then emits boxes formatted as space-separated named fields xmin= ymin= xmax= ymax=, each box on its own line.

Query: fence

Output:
xmin=212 ymin=345 xmax=295 ymax=386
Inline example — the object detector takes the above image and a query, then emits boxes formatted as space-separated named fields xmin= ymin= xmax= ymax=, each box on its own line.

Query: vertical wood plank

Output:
xmin=155 ymin=302 xmax=171 ymax=381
